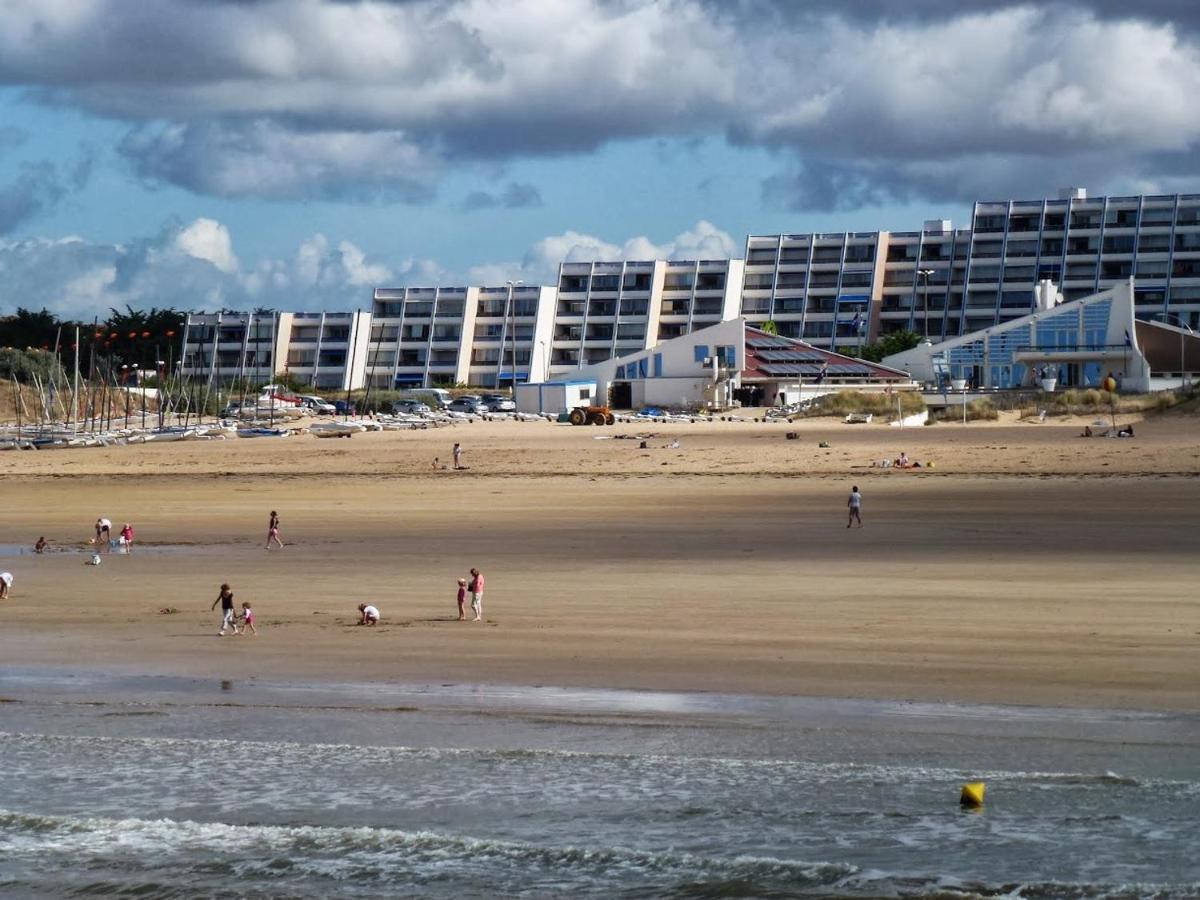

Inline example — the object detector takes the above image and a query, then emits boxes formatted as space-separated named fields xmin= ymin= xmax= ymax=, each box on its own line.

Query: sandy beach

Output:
xmin=2 ymin=414 xmax=1198 ymax=711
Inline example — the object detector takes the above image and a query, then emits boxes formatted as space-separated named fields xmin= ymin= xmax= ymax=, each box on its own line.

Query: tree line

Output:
xmin=0 ymin=306 xmax=186 ymax=382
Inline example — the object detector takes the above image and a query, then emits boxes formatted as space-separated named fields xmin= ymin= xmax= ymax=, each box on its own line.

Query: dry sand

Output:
xmin=1 ymin=414 xmax=1198 ymax=711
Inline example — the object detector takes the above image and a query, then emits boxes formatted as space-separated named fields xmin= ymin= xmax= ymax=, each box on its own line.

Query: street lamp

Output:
xmin=918 ymin=269 xmax=935 ymax=339
xmin=505 ymin=279 xmax=523 ymax=390
xmin=1157 ymin=312 xmax=1194 ymax=390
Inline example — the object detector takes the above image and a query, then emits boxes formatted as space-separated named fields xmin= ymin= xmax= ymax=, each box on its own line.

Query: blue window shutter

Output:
xmin=638 ymin=358 xmax=648 ymax=378
xmin=694 ymin=345 xmax=709 ymax=362
xmin=654 ymin=353 xmax=663 ymax=377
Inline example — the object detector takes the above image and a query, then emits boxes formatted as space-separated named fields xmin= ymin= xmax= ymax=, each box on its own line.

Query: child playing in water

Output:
xmin=120 ymin=523 xmax=135 ymax=549
xmin=237 ymin=601 xmax=257 ymax=635
xmin=34 ymin=536 xmax=47 ymax=554
xmin=456 ymin=577 xmax=467 ymax=621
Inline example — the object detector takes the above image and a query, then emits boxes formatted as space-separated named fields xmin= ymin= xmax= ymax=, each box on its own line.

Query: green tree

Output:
xmin=858 ymin=330 xmax=923 ymax=363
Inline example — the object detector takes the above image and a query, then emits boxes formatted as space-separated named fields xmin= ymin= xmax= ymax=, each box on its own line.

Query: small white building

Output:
xmin=517 ymin=317 xmax=911 ymax=413
xmin=882 ymin=279 xmax=1152 ymax=392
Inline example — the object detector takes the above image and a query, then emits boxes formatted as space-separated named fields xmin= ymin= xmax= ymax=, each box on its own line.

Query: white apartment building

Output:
xmin=177 ymin=187 xmax=1200 ymax=391
xmin=367 ymin=283 xmax=556 ymax=388
xmin=550 ymin=258 xmax=743 ymax=378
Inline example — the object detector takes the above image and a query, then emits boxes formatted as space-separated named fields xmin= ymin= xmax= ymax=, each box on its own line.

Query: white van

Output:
xmin=399 ymin=388 xmax=452 ymax=410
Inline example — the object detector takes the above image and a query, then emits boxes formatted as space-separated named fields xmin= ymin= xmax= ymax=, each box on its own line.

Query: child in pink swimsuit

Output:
xmin=238 ymin=601 xmax=257 ymax=635
xmin=456 ymin=578 xmax=467 ymax=621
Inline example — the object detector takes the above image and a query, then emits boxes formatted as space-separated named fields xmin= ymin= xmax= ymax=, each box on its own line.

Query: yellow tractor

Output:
xmin=568 ymin=405 xmax=616 ymax=426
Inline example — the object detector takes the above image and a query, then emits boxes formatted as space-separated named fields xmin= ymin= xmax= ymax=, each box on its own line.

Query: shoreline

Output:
xmin=2 ymin=421 xmax=1198 ymax=714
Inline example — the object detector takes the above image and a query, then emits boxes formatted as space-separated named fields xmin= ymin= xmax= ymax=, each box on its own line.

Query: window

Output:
xmin=559 ymin=274 xmax=589 ymax=292
xmin=694 ymin=345 xmax=710 ymax=363
xmin=653 ymin=353 xmax=663 ymax=377
xmin=743 ymin=273 xmax=774 ymax=290
xmin=591 ymin=274 xmax=619 ymax=291
xmin=579 ymin=387 xmax=591 ymax=400
xmin=623 ymin=272 xmax=651 ymax=291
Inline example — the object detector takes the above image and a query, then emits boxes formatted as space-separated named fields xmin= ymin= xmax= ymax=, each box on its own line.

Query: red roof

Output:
xmin=742 ymin=327 xmax=908 ymax=382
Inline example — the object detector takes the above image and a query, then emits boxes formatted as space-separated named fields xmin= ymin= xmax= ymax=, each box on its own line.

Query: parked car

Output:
xmin=220 ymin=401 xmax=243 ymax=418
xmin=480 ymin=394 xmax=516 ymax=412
xmin=392 ymin=399 xmax=432 ymax=416
xmin=298 ymin=394 xmax=337 ymax=415
xmin=334 ymin=400 xmax=357 ymax=415
xmin=397 ymin=388 xmax=451 ymax=410
xmin=447 ymin=397 xmax=488 ymax=415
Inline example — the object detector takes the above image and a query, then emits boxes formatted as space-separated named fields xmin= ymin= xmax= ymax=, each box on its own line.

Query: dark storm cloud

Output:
xmin=461 ymin=182 xmax=543 ymax=211
xmin=1 ymin=0 xmax=1200 ymax=208
xmin=0 ymin=162 xmax=75 ymax=234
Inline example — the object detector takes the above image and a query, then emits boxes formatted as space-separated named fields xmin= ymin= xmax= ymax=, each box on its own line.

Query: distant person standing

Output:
xmin=468 ymin=567 xmax=485 ymax=622
xmin=847 ymin=485 xmax=863 ymax=528
xmin=452 ymin=443 xmax=463 ymax=470
xmin=266 ymin=511 xmax=284 ymax=550
xmin=0 ymin=571 xmax=12 ymax=600
xmin=456 ymin=577 xmax=467 ymax=621
xmin=212 ymin=583 xmax=236 ymax=636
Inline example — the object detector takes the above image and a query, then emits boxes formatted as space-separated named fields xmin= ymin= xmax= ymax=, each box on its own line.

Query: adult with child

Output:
xmin=212 ymin=583 xmax=237 ymax=636
xmin=468 ymin=568 xmax=485 ymax=622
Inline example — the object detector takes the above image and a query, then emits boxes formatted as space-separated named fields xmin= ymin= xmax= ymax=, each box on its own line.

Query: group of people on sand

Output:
xmin=432 ymin=442 xmax=466 ymax=471
xmin=93 ymin=517 xmax=136 ymax=549
xmin=352 ymin=567 xmax=486 ymax=628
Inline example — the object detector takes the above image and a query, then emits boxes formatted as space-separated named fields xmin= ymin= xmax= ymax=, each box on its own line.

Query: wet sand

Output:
xmin=1 ymin=416 xmax=1198 ymax=710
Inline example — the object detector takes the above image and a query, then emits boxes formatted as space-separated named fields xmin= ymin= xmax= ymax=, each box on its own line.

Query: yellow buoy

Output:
xmin=960 ymin=781 xmax=986 ymax=808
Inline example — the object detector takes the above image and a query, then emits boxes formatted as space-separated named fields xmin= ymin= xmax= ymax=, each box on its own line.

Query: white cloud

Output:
xmin=175 ymin=218 xmax=238 ymax=273
xmin=468 ymin=221 xmax=740 ymax=286
xmin=0 ymin=219 xmax=394 ymax=318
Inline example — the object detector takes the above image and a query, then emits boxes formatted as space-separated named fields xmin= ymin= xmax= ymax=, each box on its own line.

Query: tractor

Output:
xmin=568 ymin=405 xmax=616 ymax=426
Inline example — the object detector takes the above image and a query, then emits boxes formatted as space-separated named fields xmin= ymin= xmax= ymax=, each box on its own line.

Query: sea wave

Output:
xmin=2 ymin=731 xmax=1194 ymax=793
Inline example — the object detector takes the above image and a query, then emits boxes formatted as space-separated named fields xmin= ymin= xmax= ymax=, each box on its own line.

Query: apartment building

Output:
xmin=180 ymin=310 xmax=371 ymax=391
xmin=745 ymin=189 xmax=1200 ymax=348
xmin=178 ymin=187 xmax=1200 ymax=389
xmin=549 ymin=258 xmax=743 ymax=379
xmin=367 ymin=283 xmax=555 ymax=388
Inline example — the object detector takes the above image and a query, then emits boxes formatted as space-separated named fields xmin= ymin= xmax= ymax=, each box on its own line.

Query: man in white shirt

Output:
xmin=847 ymin=486 xmax=862 ymax=528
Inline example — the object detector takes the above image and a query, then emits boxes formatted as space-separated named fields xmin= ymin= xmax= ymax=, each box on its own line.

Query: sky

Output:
xmin=1 ymin=0 xmax=1199 ymax=319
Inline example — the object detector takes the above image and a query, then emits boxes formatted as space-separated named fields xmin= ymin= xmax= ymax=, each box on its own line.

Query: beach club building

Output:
xmin=515 ymin=318 xmax=912 ymax=414
xmin=881 ymin=279 xmax=1152 ymax=392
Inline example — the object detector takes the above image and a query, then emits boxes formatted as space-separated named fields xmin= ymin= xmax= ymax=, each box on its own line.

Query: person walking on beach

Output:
xmin=266 ymin=511 xmax=284 ymax=550
xmin=456 ymin=577 xmax=467 ymax=621
xmin=847 ymin=485 xmax=863 ymax=528
xmin=237 ymin=601 xmax=257 ymax=635
xmin=0 ymin=571 xmax=12 ymax=600
xmin=212 ymin=583 xmax=236 ymax=636
xmin=452 ymin=442 xmax=463 ymax=470
xmin=120 ymin=523 xmax=135 ymax=549
xmin=468 ymin=568 xmax=484 ymax=622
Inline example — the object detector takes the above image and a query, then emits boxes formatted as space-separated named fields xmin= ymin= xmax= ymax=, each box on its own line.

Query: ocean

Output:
xmin=0 ymin=668 xmax=1197 ymax=898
